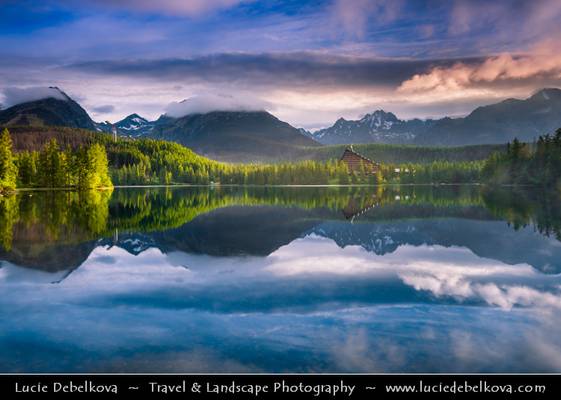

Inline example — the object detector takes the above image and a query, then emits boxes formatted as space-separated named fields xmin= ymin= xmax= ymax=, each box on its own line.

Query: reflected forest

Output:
xmin=1 ymin=185 xmax=560 ymax=271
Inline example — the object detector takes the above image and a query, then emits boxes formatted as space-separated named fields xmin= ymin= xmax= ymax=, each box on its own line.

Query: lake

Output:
xmin=0 ymin=185 xmax=560 ymax=372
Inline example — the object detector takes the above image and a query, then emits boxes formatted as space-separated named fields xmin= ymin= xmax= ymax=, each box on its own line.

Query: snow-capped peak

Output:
xmin=97 ymin=113 xmax=155 ymax=137
xmin=117 ymin=114 xmax=150 ymax=131
xmin=360 ymin=110 xmax=399 ymax=130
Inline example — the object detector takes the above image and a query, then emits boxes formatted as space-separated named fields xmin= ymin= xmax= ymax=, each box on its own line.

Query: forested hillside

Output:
xmin=2 ymin=127 xmax=352 ymax=188
xmin=482 ymin=129 xmax=561 ymax=187
xmin=5 ymin=125 xmax=504 ymax=165
xmin=3 ymin=125 xmax=559 ymax=190
xmin=1 ymin=127 xmax=492 ymax=189
xmin=1 ymin=128 xmax=112 ymax=192
xmin=293 ymin=142 xmax=504 ymax=164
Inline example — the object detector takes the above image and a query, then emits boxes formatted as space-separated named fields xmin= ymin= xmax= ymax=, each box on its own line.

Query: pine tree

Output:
xmin=17 ymin=151 xmax=38 ymax=187
xmin=87 ymin=143 xmax=112 ymax=188
xmin=38 ymin=139 xmax=62 ymax=188
xmin=0 ymin=128 xmax=17 ymax=192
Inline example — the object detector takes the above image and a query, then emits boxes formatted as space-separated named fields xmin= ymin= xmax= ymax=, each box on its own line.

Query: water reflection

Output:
xmin=1 ymin=185 xmax=560 ymax=272
xmin=0 ymin=185 xmax=561 ymax=372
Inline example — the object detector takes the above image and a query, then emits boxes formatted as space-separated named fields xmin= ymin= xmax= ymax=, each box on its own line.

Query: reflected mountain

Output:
xmin=310 ymin=218 xmax=561 ymax=273
xmin=2 ymin=185 xmax=561 ymax=373
xmin=152 ymin=205 xmax=323 ymax=256
xmin=1 ymin=185 xmax=560 ymax=275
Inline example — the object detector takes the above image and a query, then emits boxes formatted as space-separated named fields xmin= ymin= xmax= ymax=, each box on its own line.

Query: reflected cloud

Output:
xmin=2 ymin=229 xmax=561 ymax=372
xmin=401 ymin=274 xmax=561 ymax=310
xmin=0 ymin=261 xmax=70 ymax=284
xmin=3 ymin=234 xmax=559 ymax=315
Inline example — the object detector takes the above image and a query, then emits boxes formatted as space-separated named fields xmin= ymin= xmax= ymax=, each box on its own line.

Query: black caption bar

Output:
xmin=1 ymin=374 xmax=559 ymax=399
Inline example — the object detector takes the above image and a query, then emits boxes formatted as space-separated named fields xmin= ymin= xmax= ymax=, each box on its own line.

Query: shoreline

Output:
xmin=7 ymin=182 xmax=544 ymax=193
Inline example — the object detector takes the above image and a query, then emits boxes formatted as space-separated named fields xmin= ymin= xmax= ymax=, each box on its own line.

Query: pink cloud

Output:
xmin=94 ymin=0 xmax=249 ymax=16
xmin=332 ymin=0 xmax=403 ymax=38
xmin=398 ymin=42 xmax=561 ymax=94
xmin=448 ymin=1 xmax=504 ymax=36
xmin=416 ymin=24 xmax=435 ymax=39
xmin=448 ymin=0 xmax=561 ymax=39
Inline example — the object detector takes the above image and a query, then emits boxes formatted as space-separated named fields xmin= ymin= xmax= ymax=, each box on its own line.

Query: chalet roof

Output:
xmin=340 ymin=146 xmax=380 ymax=166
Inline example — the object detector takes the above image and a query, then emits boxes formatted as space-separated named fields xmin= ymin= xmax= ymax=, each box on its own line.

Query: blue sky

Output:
xmin=1 ymin=0 xmax=561 ymax=129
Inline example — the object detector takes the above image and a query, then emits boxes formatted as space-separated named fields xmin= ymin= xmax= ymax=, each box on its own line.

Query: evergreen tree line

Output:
xmin=0 ymin=128 xmax=487 ymax=190
xmin=107 ymin=138 xmax=363 ymax=185
xmin=3 ymin=126 xmax=559 ymax=190
xmin=106 ymin=139 xmax=484 ymax=186
xmin=300 ymin=142 xmax=504 ymax=165
xmin=482 ymin=129 xmax=561 ymax=187
xmin=0 ymin=128 xmax=112 ymax=191
xmin=381 ymin=161 xmax=484 ymax=184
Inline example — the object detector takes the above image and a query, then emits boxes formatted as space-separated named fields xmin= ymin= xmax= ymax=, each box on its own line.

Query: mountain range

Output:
xmin=97 ymin=111 xmax=319 ymax=161
xmin=306 ymin=110 xmax=433 ymax=145
xmin=2 ymin=87 xmax=561 ymax=160
xmin=414 ymin=88 xmax=561 ymax=146
xmin=0 ymin=87 xmax=319 ymax=162
xmin=308 ymin=88 xmax=561 ymax=146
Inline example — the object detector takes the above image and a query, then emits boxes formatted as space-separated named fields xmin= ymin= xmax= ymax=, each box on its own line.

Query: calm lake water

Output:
xmin=1 ymin=185 xmax=560 ymax=372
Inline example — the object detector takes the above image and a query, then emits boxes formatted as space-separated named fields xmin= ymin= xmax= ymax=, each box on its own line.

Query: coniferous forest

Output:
xmin=1 ymin=128 xmax=112 ymax=192
xmin=482 ymin=129 xmax=561 ymax=187
xmin=1 ymin=126 xmax=560 ymax=192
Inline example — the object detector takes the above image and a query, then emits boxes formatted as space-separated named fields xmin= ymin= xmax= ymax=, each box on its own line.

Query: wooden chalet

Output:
xmin=341 ymin=196 xmax=380 ymax=220
xmin=340 ymin=146 xmax=379 ymax=175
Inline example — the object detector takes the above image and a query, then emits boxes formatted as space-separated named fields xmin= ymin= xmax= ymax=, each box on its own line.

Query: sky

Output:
xmin=1 ymin=0 xmax=561 ymax=130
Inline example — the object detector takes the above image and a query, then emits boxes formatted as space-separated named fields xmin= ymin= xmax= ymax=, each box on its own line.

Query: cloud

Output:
xmin=1 ymin=86 xmax=68 ymax=108
xmin=448 ymin=0 xmax=561 ymax=39
xmin=262 ymin=236 xmax=561 ymax=313
xmin=401 ymin=272 xmax=561 ymax=311
xmin=4 ymin=52 xmax=549 ymax=127
xmin=9 ymin=2 xmax=561 ymax=125
xmin=91 ymin=104 xmax=115 ymax=114
xmin=331 ymin=329 xmax=405 ymax=372
xmin=448 ymin=0 xmax=504 ymax=36
xmin=68 ymin=53 xmax=448 ymax=89
xmin=164 ymin=93 xmax=269 ymax=117
xmin=265 ymin=236 xmax=539 ymax=279
xmin=83 ymin=0 xmax=249 ymax=17
xmin=416 ymin=24 xmax=435 ymax=39
xmin=397 ymin=43 xmax=561 ymax=97
xmin=62 ymin=52 xmax=517 ymax=125
xmin=332 ymin=0 xmax=403 ymax=38
xmin=6 ymin=236 xmax=555 ymax=311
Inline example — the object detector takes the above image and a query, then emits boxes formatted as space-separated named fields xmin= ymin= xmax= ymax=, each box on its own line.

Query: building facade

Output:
xmin=340 ymin=147 xmax=379 ymax=175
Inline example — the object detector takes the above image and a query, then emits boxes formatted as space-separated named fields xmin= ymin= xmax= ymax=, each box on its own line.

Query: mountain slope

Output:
xmin=0 ymin=88 xmax=96 ymax=130
xmin=415 ymin=88 xmax=561 ymax=146
xmin=311 ymin=88 xmax=561 ymax=146
xmin=150 ymin=111 xmax=321 ymax=162
xmin=313 ymin=110 xmax=434 ymax=145
xmin=96 ymin=113 xmax=154 ymax=137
